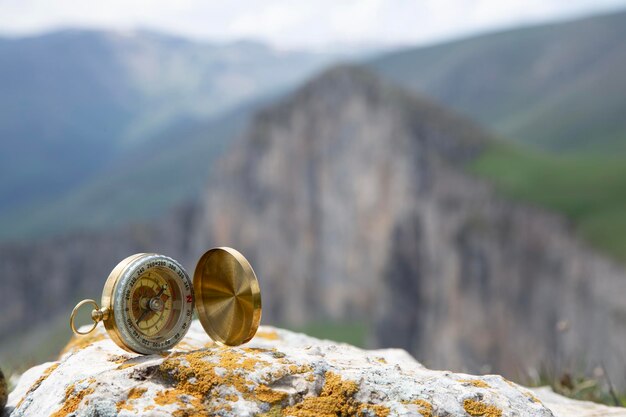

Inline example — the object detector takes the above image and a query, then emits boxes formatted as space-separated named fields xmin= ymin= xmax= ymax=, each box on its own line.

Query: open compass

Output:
xmin=70 ymin=247 xmax=261 ymax=354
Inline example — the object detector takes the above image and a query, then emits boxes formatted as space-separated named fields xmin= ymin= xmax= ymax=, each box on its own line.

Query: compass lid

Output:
xmin=193 ymin=247 xmax=262 ymax=346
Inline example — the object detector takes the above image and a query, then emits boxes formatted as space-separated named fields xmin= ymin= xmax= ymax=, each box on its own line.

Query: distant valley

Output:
xmin=0 ymin=30 xmax=337 ymax=240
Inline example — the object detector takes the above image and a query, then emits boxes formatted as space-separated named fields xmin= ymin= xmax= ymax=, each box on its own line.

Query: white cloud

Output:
xmin=0 ymin=0 xmax=625 ymax=49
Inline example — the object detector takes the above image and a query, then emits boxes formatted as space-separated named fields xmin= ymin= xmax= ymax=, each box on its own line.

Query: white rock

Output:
xmin=532 ymin=387 xmax=626 ymax=417
xmin=3 ymin=320 xmax=625 ymax=417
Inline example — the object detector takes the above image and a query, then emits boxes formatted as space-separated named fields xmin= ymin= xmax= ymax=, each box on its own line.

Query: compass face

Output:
xmin=107 ymin=254 xmax=194 ymax=354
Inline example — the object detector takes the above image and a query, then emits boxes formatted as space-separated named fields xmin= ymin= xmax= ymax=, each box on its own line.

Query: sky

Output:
xmin=1 ymin=0 xmax=626 ymax=50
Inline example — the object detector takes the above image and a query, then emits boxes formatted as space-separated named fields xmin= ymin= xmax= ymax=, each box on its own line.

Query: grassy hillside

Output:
xmin=471 ymin=142 xmax=626 ymax=261
xmin=369 ymin=9 xmax=626 ymax=153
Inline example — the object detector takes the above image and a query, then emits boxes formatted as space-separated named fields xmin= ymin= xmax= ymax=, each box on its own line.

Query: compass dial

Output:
xmin=130 ymin=271 xmax=174 ymax=336
xmin=104 ymin=254 xmax=194 ymax=354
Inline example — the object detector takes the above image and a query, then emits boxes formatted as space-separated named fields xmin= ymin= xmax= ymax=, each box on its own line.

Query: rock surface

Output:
xmin=5 ymin=320 xmax=625 ymax=417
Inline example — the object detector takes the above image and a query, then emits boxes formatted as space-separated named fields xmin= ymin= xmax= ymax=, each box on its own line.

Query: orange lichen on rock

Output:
xmin=288 ymin=364 xmax=312 ymax=375
xmin=459 ymin=379 xmax=491 ymax=389
xmin=523 ymin=390 xmax=543 ymax=404
xmin=255 ymin=330 xmax=280 ymax=340
xmin=15 ymin=362 xmax=59 ymax=409
xmin=60 ymin=332 xmax=106 ymax=355
xmin=155 ymin=387 xmax=236 ymax=417
xmin=117 ymin=362 xmax=140 ymax=370
xmin=155 ymin=388 xmax=207 ymax=417
xmin=157 ymin=347 xmax=277 ymax=415
xmin=255 ymin=384 xmax=287 ymax=404
xmin=157 ymin=347 xmax=386 ymax=416
xmin=50 ymin=378 xmax=96 ymax=417
xmin=224 ymin=393 xmax=239 ymax=402
xmin=108 ymin=354 xmax=131 ymax=364
xmin=463 ymin=398 xmax=503 ymax=417
xmin=404 ymin=399 xmax=433 ymax=417
xmin=159 ymin=351 xmax=223 ymax=398
xmin=283 ymin=371 xmax=389 ymax=417
xmin=160 ymin=348 xmax=269 ymax=398
xmin=116 ymin=387 xmax=147 ymax=412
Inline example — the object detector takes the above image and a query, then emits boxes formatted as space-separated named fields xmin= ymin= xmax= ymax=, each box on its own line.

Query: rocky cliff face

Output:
xmin=8 ymin=320 xmax=624 ymax=417
xmin=192 ymin=66 xmax=487 ymax=325
xmin=192 ymin=66 xmax=626 ymax=385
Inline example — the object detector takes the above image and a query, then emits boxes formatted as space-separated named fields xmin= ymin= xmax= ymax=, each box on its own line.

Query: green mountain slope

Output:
xmin=369 ymin=9 xmax=626 ymax=152
xmin=471 ymin=141 xmax=626 ymax=261
xmin=0 ymin=30 xmax=335 ymax=240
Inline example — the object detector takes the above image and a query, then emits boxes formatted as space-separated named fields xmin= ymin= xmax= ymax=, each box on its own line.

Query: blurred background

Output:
xmin=1 ymin=0 xmax=626 ymax=405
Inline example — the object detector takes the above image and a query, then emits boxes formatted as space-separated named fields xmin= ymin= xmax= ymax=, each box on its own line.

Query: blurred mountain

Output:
xmin=368 ymin=9 xmax=626 ymax=152
xmin=191 ymin=65 xmax=626 ymax=387
xmin=369 ymin=9 xmax=626 ymax=261
xmin=0 ymin=29 xmax=336 ymax=240
xmin=0 ymin=98 xmax=261 ymax=239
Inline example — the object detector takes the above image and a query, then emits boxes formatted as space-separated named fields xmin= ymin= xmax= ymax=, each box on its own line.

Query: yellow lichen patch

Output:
xmin=159 ymin=352 xmax=223 ymax=398
xmin=459 ymin=379 xmax=491 ymax=389
xmin=116 ymin=387 xmax=147 ymax=412
xmin=283 ymin=372 xmax=389 ymax=417
xmin=255 ymin=330 xmax=280 ymax=340
xmin=463 ymin=399 xmax=502 ymax=417
xmin=225 ymin=393 xmax=239 ymax=402
xmin=154 ymin=389 xmax=206 ymax=417
xmin=359 ymin=403 xmax=391 ymax=417
xmin=60 ymin=332 xmax=106 ymax=355
xmin=255 ymin=385 xmax=287 ymax=404
xmin=117 ymin=362 xmax=139 ymax=370
xmin=160 ymin=348 xmax=270 ymax=398
xmin=108 ymin=354 xmax=131 ymax=364
xmin=257 ymin=404 xmax=283 ymax=417
xmin=376 ymin=357 xmax=387 ymax=364
xmin=242 ymin=347 xmax=275 ymax=355
xmin=154 ymin=389 xmax=178 ymax=406
xmin=404 ymin=399 xmax=433 ymax=417
xmin=158 ymin=346 xmax=280 ymax=415
xmin=289 ymin=364 xmax=312 ymax=374
xmin=158 ymin=347 xmax=323 ymax=415
xmin=257 ymin=363 xmax=312 ymax=392
xmin=50 ymin=379 xmax=96 ymax=417
xmin=15 ymin=363 xmax=60 ymax=409
xmin=116 ymin=356 xmax=152 ymax=370
xmin=523 ymin=390 xmax=542 ymax=404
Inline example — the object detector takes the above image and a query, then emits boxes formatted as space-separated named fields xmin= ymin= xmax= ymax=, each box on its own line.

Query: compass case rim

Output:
xmin=193 ymin=247 xmax=262 ymax=346
xmin=101 ymin=253 xmax=146 ymax=353
xmin=102 ymin=253 xmax=194 ymax=354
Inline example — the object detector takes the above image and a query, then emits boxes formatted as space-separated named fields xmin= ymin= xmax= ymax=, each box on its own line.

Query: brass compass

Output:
xmin=70 ymin=247 xmax=261 ymax=354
